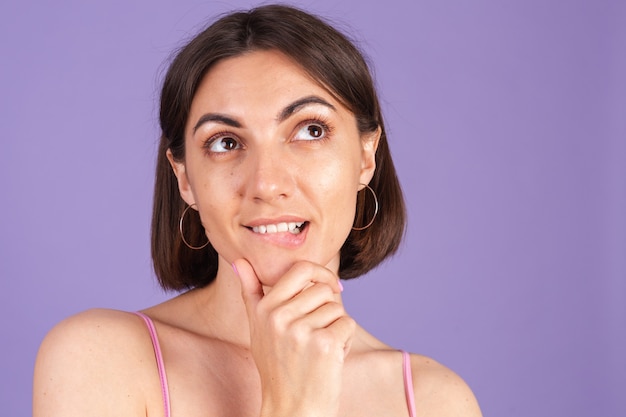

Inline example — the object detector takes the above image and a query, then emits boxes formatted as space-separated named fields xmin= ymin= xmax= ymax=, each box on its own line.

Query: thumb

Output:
xmin=232 ymin=258 xmax=263 ymax=313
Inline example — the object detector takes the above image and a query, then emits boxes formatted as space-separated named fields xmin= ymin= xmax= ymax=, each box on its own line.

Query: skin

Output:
xmin=33 ymin=50 xmax=482 ymax=417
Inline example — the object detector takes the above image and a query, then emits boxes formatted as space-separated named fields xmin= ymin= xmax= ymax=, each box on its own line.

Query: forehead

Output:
xmin=188 ymin=50 xmax=348 ymax=122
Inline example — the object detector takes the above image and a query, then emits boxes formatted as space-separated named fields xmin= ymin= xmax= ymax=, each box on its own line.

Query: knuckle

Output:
xmin=288 ymin=323 xmax=309 ymax=345
xmin=313 ymin=331 xmax=336 ymax=353
xmin=266 ymin=306 xmax=291 ymax=332
xmin=321 ymin=301 xmax=342 ymax=318
xmin=310 ymin=282 xmax=334 ymax=301
xmin=291 ymin=261 xmax=336 ymax=286
xmin=319 ymin=283 xmax=335 ymax=298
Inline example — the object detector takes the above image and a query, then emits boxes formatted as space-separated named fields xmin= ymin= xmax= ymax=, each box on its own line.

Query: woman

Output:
xmin=34 ymin=5 xmax=482 ymax=417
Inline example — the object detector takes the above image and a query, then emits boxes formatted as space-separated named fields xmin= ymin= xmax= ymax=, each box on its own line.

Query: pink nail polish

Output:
xmin=338 ymin=280 xmax=344 ymax=292
xmin=231 ymin=263 xmax=239 ymax=276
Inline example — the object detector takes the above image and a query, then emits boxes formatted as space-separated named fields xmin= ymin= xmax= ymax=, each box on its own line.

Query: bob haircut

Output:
xmin=152 ymin=4 xmax=406 ymax=291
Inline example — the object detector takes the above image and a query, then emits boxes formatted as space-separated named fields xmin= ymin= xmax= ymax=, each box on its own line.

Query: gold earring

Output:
xmin=352 ymin=183 xmax=379 ymax=231
xmin=179 ymin=204 xmax=209 ymax=250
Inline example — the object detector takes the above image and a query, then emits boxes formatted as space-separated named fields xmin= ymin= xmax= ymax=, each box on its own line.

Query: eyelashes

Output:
xmin=203 ymin=133 xmax=241 ymax=154
xmin=293 ymin=117 xmax=333 ymax=142
xmin=201 ymin=116 xmax=334 ymax=156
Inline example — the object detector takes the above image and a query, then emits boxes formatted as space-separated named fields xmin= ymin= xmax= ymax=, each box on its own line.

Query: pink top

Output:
xmin=403 ymin=350 xmax=417 ymax=417
xmin=134 ymin=312 xmax=171 ymax=417
xmin=135 ymin=312 xmax=417 ymax=417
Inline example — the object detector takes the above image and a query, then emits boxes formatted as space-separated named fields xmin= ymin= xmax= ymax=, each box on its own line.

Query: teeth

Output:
xmin=252 ymin=222 xmax=304 ymax=234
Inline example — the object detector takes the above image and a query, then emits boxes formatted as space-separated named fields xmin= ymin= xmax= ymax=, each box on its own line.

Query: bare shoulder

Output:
xmin=409 ymin=353 xmax=482 ymax=417
xmin=33 ymin=309 xmax=159 ymax=417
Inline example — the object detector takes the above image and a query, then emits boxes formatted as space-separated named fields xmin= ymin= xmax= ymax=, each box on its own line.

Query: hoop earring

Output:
xmin=352 ymin=183 xmax=379 ymax=231
xmin=179 ymin=204 xmax=210 ymax=250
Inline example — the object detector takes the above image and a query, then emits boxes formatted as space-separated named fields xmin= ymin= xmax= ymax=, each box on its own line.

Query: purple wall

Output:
xmin=2 ymin=1 xmax=624 ymax=415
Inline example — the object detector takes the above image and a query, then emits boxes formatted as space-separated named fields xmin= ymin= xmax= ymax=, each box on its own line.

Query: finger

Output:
xmin=266 ymin=261 xmax=342 ymax=302
xmin=233 ymin=258 xmax=263 ymax=313
xmin=291 ymin=301 xmax=346 ymax=330
xmin=264 ymin=285 xmax=339 ymax=336
xmin=286 ymin=282 xmax=337 ymax=316
xmin=291 ymin=314 xmax=355 ymax=363
xmin=322 ymin=315 xmax=356 ymax=360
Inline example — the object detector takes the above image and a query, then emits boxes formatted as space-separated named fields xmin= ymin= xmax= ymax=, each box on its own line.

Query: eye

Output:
xmin=206 ymin=135 xmax=241 ymax=153
xmin=294 ymin=122 xmax=328 ymax=141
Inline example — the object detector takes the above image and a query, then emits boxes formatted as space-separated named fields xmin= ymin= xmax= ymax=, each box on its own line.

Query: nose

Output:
xmin=244 ymin=147 xmax=296 ymax=203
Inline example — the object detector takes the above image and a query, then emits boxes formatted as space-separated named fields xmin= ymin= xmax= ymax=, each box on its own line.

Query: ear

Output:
xmin=166 ymin=149 xmax=196 ymax=206
xmin=359 ymin=126 xmax=381 ymax=185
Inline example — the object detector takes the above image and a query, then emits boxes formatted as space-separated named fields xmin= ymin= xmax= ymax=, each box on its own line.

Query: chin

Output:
xmin=247 ymin=251 xmax=339 ymax=289
xmin=249 ymin=258 xmax=295 ymax=288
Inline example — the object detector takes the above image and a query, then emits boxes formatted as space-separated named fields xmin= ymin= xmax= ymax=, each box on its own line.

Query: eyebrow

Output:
xmin=192 ymin=95 xmax=336 ymax=134
xmin=276 ymin=95 xmax=336 ymax=122
xmin=193 ymin=114 xmax=241 ymax=133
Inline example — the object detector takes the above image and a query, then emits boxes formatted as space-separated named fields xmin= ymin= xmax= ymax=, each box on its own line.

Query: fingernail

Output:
xmin=338 ymin=280 xmax=344 ymax=292
xmin=231 ymin=263 xmax=239 ymax=277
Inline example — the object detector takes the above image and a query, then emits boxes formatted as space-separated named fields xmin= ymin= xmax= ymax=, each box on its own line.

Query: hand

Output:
xmin=233 ymin=259 xmax=355 ymax=417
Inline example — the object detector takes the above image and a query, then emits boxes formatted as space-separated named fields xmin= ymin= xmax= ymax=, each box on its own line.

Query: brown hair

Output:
xmin=152 ymin=4 xmax=406 ymax=291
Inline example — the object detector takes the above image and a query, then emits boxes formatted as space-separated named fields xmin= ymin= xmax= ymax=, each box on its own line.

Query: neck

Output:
xmin=179 ymin=257 xmax=371 ymax=352
xmin=185 ymin=259 xmax=252 ymax=347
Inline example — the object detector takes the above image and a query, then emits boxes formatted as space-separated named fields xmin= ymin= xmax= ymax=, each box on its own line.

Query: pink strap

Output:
xmin=134 ymin=312 xmax=171 ymax=417
xmin=402 ymin=351 xmax=417 ymax=417
xmin=134 ymin=313 xmax=410 ymax=417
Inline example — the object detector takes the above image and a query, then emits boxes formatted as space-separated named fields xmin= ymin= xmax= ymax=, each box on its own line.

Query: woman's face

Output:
xmin=169 ymin=50 xmax=378 ymax=286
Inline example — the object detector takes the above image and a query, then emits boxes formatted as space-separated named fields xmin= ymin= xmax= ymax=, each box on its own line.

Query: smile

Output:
xmin=251 ymin=221 xmax=307 ymax=234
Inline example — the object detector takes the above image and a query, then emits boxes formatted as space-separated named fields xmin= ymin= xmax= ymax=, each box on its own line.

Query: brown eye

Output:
xmin=308 ymin=125 xmax=323 ymax=138
xmin=295 ymin=122 xmax=328 ymax=141
xmin=221 ymin=137 xmax=238 ymax=150
xmin=207 ymin=135 xmax=241 ymax=153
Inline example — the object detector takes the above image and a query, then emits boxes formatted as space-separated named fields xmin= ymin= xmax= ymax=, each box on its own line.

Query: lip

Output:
xmin=245 ymin=215 xmax=308 ymax=228
xmin=243 ymin=216 xmax=309 ymax=248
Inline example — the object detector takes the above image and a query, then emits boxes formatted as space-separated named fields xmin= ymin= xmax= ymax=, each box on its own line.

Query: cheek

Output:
xmin=193 ymin=168 xmax=242 ymax=230
xmin=312 ymin=158 xmax=360 ymax=226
